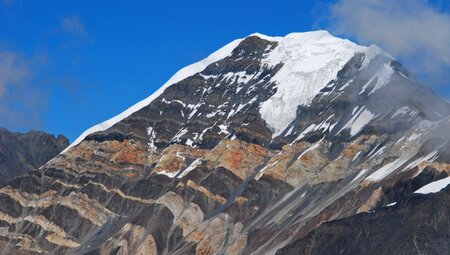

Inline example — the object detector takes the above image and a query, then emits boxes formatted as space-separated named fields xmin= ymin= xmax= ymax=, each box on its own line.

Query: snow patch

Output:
xmin=340 ymin=107 xmax=376 ymax=136
xmin=172 ymin=128 xmax=188 ymax=142
xmin=414 ymin=176 xmax=450 ymax=194
xmin=402 ymin=151 xmax=438 ymax=173
xmin=298 ymin=140 xmax=322 ymax=159
xmin=367 ymin=145 xmax=386 ymax=159
xmin=255 ymin=160 xmax=279 ymax=180
xmin=367 ymin=151 xmax=437 ymax=182
xmin=147 ymin=127 xmax=157 ymax=151
xmin=179 ymin=158 xmax=203 ymax=178
xmin=185 ymin=139 xmax=194 ymax=147
xmin=351 ymin=169 xmax=367 ymax=183
xmin=188 ymin=103 xmax=203 ymax=119
xmin=338 ymin=79 xmax=353 ymax=91
xmin=385 ymin=201 xmax=397 ymax=207
xmin=218 ymin=124 xmax=229 ymax=135
xmin=352 ymin=151 xmax=362 ymax=162
xmin=284 ymin=126 xmax=294 ymax=136
xmin=365 ymin=157 xmax=411 ymax=181
xmin=292 ymin=124 xmax=316 ymax=143
xmin=359 ymin=63 xmax=394 ymax=95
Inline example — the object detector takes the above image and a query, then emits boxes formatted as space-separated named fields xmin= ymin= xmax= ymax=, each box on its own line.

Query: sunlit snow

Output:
xmin=414 ymin=176 xmax=450 ymax=194
xmin=258 ymin=31 xmax=379 ymax=137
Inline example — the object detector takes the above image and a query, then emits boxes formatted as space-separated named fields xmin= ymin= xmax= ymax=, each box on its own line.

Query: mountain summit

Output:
xmin=68 ymin=30 xmax=390 ymax=148
xmin=1 ymin=31 xmax=450 ymax=254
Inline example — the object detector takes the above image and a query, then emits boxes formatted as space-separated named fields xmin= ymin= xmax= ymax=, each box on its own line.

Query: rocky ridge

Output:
xmin=0 ymin=128 xmax=69 ymax=186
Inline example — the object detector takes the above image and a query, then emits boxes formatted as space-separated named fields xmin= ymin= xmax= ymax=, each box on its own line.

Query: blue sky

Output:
xmin=1 ymin=0 xmax=449 ymax=141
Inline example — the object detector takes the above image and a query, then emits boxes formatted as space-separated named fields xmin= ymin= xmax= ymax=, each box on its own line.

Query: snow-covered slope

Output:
xmin=259 ymin=31 xmax=371 ymax=136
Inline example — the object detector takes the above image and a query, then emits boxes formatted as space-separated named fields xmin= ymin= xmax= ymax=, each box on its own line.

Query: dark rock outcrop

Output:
xmin=276 ymin=187 xmax=450 ymax=255
xmin=0 ymin=128 xmax=69 ymax=185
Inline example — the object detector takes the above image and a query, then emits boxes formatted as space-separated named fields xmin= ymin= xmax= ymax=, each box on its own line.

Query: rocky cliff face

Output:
xmin=0 ymin=128 xmax=69 ymax=186
xmin=277 ymin=185 xmax=450 ymax=255
xmin=0 ymin=31 xmax=450 ymax=255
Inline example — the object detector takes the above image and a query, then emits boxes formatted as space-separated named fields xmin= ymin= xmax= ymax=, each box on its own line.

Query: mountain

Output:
xmin=0 ymin=128 xmax=69 ymax=186
xmin=1 ymin=30 xmax=450 ymax=255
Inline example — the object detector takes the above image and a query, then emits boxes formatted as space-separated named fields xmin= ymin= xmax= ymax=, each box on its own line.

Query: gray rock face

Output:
xmin=276 ymin=187 xmax=450 ymax=255
xmin=0 ymin=128 xmax=69 ymax=185
xmin=0 ymin=31 xmax=450 ymax=254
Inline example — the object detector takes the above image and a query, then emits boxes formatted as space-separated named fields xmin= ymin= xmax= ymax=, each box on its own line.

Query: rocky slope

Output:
xmin=0 ymin=128 xmax=69 ymax=186
xmin=0 ymin=31 xmax=450 ymax=255
xmin=277 ymin=180 xmax=450 ymax=255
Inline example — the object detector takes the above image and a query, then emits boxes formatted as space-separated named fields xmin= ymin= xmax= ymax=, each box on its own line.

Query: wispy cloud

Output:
xmin=327 ymin=0 xmax=450 ymax=88
xmin=0 ymin=49 xmax=48 ymax=130
xmin=58 ymin=16 xmax=94 ymax=47
xmin=0 ymin=50 xmax=29 ymax=96
xmin=60 ymin=16 xmax=87 ymax=36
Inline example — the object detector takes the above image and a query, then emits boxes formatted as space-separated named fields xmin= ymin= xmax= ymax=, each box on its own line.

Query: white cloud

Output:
xmin=328 ymin=0 xmax=450 ymax=87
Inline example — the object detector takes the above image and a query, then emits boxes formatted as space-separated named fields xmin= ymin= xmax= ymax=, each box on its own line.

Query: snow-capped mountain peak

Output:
xmin=256 ymin=31 xmax=382 ymax=136
xmin=67 ymin=30 xmax=392 ymax=150
xmin=6 ymin=30 xmax=450 ymax=255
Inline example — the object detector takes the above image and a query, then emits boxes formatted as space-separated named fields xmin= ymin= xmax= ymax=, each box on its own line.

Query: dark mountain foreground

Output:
xmin=0 ymin=128 xmax=69 ymax=185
